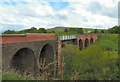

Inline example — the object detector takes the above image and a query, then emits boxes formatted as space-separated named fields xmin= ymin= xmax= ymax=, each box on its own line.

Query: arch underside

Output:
xmin=79 ymin=39 xmax=83 ymax=50
xmin=39 ymin=44 xmax=54 ymax=76
xmin=85 ymin=38 xmax=89 ymax=48
xmin=90 ymin=38 xmax=94 ymax=44
xmin=11 ymin=48 xmax=35 ymax=74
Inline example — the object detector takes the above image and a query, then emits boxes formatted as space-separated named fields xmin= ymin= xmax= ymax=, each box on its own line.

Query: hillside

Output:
xmin=94 ymin=34 xmax=118 ymax=51
xmin=47 ymin=27 xmax=105 ymax=34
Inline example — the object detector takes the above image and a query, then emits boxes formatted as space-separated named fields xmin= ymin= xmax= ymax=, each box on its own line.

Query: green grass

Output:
xmin=94 ymin=34 xmax=118 ymax=51
xmin=2 ymin=72 xmax=32 ymax=80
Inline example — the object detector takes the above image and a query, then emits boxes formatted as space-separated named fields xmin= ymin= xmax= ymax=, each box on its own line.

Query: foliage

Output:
xmin=2 ymin=25 xmax=119 ymax=34
xmin=2 ymin=27 xmax=84 ymax=34
xmin=101 ymin=30 xmax=105 ymax=33
xmin=3 ymin=27 xmax=47 ymax=34
xmin=94 ymin=29 xmax=98 ymax=33
xmin=61 ymin=34 xmax=119 ymax=80
xmin=108 ymin=26 xmax=120 ymax=34
xmin=3 ymin=30 xmax=18 ymax=34
xmin=37 ymin=28 xmax=46 ymax=33
xmin=64 ymin=28 xmax=68 ymax=32
xmin=78 ymin=28 xmax=84 ymax=34
xmin=2 ymin=72 xmax=31 ymax=80
xmin=61 ymin=44 xmax=119 ymax=80
xmin=95 ymin=34 xmax=118 ymax=51
xmin=61 ymin=44 xmax=80 ymax=76
xmin=19 ymin=27 xmax=38 ymax=33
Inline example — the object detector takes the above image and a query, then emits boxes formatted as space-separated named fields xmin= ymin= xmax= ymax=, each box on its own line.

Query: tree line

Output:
xmin=2 ymin=25 xmax=119 ymax=34
xmin=3 ymin=27 xmax=46 ymax=34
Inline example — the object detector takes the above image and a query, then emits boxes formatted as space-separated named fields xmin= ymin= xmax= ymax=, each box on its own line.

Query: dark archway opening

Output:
xmin=11 ymin=48 xmax=35 ymax=74
xmin=85 ymin=38 xmax=89 ymax=48
xmin=39 ymin=44 xmax=54 ymax=76
xmin=72 ymin=39 xmax=77 ymax=46
xmin=79 ymin=39 xmax=83 ymax=50
xmin=90 ymin=38 xmax=94 ymax=44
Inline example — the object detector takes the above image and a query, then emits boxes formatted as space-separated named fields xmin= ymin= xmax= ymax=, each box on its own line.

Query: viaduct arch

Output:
xmin=90 ymin=38 xmax=94 ymax=44
xmin=39 ymin=44 xmax=54 ymax=75
xmin=2 ymin=34 xmax=57 ymax=76
xmin=79 ymin=39 xmax=83 ymax=50
xmin=1 ymin=33 xmax=98 ymax=76
xmin=11 ymin=48 xmax=36 ymax=73
xmin=84 ymin=38 xmax=89 ymax=48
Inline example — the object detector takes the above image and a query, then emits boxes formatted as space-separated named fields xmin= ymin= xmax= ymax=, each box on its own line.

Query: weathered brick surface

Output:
xmin=57 ymin=41 xmax=62 ymax=74
xmin=2 ymin=39 xmax=57 ymax=75
xmin=1 ymin=34 xmax=56 ymax=44
xmin=77 ymin=34 xmax=98 ymax=48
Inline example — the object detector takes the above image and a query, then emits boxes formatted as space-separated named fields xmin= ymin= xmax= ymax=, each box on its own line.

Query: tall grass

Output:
xmin=95 ymin=34 xmax=118 ymax=51
xmin=2 ymin=59 xmax=58 ymax=80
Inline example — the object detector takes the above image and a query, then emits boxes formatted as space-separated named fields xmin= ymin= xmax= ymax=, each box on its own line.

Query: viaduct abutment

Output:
xmin=1 ymin=33 xmax=98 ymax=76
xmin=1 ymin=34 xmax=57 ymax=76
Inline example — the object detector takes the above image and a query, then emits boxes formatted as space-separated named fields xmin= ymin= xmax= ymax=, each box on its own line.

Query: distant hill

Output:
xmin=47 ymin=26 xmax=105 ymax=33
xmin=47 ymin=26 xmax=66 ymax=32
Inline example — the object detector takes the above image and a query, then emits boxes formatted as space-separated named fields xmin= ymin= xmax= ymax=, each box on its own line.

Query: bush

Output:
xmin=61 ymin=44 xmax=119 ymax=80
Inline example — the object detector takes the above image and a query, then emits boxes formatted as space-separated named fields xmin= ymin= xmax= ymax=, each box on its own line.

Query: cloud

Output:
xmin=87 ymin=1 xmax=118 ymax=18
xmin=0 ymin=0 xmax=119 ymax=33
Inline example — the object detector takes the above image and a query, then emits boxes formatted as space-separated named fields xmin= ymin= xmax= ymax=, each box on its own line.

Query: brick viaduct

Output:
xmin=1 ymin=33 xmax=98 ymax=76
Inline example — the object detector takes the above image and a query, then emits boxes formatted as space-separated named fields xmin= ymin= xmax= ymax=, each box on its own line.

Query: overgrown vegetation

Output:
xmin=61 ymin=34 xmax=119 ymax=80
xmin=108 ymin=26 xmax=120 ymax=34
xmin=96 ymin=34 xmax=118 ymax=51
xmin=2 ymin=71 xmax=32 ymax=80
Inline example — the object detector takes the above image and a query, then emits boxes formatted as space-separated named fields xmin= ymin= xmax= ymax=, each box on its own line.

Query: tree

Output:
xmin=108 ymin=26 xmax=120 ymax=34
xmin=94 ymin=29 xmax=98 ymax=33
xmin=19 ymin=27 xmax=37 ymax=33
xmin=37 ymin=28 xmax=46 ymax=33
xmin=77 ymin=28 xmax=84 ymax=34
xmin=101 ymin=30 xmax=104 ymax=34
xmin=61 ymin=44 xmax=119 ymax=80
xmin=64 ymin=28 xmax=68 ymax=32
xmin=3 ymin=30 xmax=17 ymax=34
xmin=30 ymin=27 xmax=37 ymax=33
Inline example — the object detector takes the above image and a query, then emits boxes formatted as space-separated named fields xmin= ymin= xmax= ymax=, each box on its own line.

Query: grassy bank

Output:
xmin=95 ymin=34 xmax=118 ymax=51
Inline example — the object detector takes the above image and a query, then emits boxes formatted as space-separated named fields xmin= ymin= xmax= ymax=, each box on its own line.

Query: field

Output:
xmin=47 ymin=27 xmax=105 ymax=34
xmin=95 ymin=34 xmax=118 ymax=51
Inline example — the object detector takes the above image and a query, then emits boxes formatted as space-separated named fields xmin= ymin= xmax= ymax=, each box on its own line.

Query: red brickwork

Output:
xmin=57 ymin=41 xmax=62 ymax=74
xmin=1 ymin=34 xmax=56 ymax=44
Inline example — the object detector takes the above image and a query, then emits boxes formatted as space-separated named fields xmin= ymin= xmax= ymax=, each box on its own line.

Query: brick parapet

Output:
xmin=1 ymin=34 xmax=56 ymax=44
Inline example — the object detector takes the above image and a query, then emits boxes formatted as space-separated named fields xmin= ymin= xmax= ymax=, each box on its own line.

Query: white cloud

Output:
xmin=65 ymin=0 xmax=118 ymax=28
xmin=0 ymin=0 xmax=119 ymax=33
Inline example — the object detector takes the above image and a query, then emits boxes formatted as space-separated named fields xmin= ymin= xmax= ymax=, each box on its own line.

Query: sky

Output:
xmin=0 ymin=0 xmax=119 ymax=33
